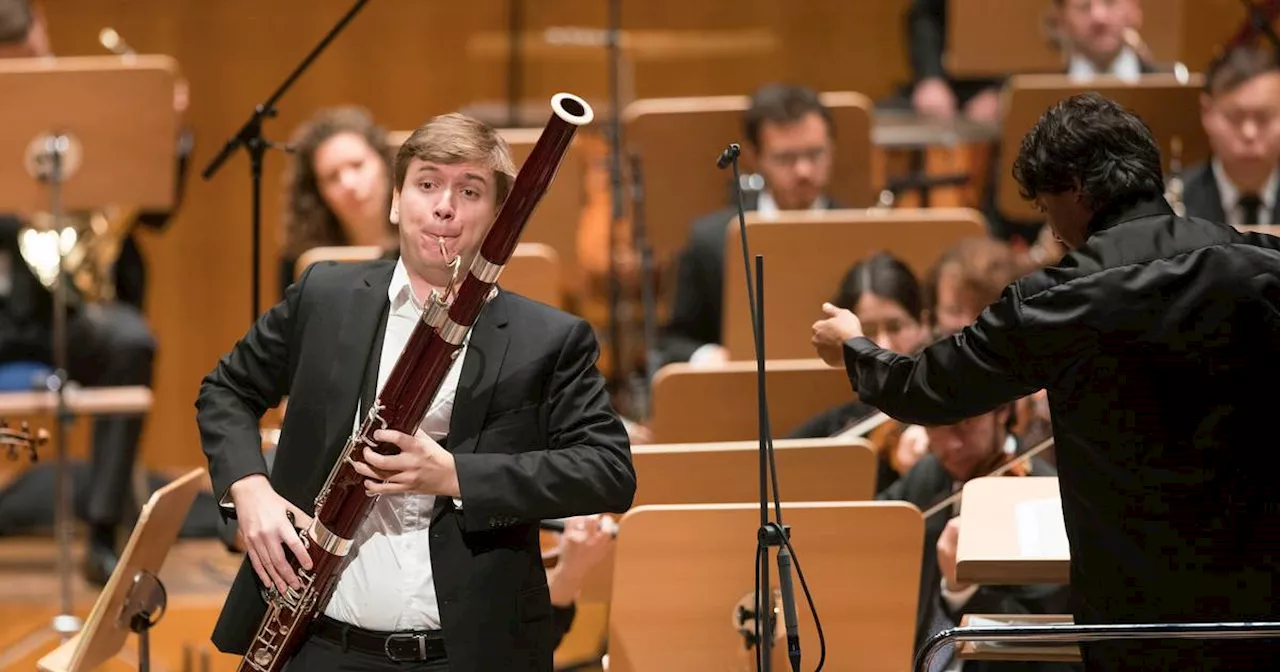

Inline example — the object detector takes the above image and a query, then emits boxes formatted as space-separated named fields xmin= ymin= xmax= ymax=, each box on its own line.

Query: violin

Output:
xmin=922 ymin=436 xmax=1055 ymax=520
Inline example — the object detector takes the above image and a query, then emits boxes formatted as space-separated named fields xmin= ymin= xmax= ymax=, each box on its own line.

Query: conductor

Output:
xmin=812 ymin=92 xmax=1280 ymax=671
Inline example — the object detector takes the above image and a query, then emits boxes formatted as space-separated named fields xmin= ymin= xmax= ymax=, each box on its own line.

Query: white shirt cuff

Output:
xmin=940 ymin=577 xmax=979 ymax=612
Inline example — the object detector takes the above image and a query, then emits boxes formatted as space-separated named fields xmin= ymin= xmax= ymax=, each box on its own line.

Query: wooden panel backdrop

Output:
xmin=32 ymin=0 xmax=914 ymax=472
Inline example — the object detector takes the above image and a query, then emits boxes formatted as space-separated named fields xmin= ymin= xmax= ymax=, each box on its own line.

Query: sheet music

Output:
xmin=1014 ymin=496 xmax=1069 ymax=558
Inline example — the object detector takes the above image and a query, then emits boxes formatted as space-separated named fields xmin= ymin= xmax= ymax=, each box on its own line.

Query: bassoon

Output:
xmin=238 ymin=92 xmax=595 ymax=672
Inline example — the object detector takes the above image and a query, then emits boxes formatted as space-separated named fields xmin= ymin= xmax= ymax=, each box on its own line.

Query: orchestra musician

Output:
xmin=788 ymin=252 xmax=929 ymax=492
xmin=0 ymin=0 xmax=189 ymax=586
xmin=1184 ymin=44 xmax=1280 ymax=227
xmin=1050 ymin=0 xmax=1156 ymax=82
xmin=197 ymin=111 xmax=635 ymax=671
xmin=875 ymin=399 xmax=1074 ymax=672
xmin=278 ymin=106 xmax=398 ymax=300
xmin=902 ymin=0 xmax=1003 ymax=124
xmin=813 ymin=92 xmax=1280 ymax=671
xmin=659 ymin=83 xmax=841 ymax=367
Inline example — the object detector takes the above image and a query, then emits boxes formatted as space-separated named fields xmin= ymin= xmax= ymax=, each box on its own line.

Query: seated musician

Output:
xmin=1050 ymin=0 xmax=1155 ymax=81
xmin=0 ymin=0 xmax=189 ymax=586
xmin=788 ymin=252 xmax=929 ymax=491
xmin=278 ymin=106 xmax=397 ymax=299
xmin=1183 ymin=44 xmax=1280 ymax=227
xmin=875 ymin=400 xmax=1078 ymax=672
xmin=198 ymin=110 xmax=634 ymax=671
xmin=659 ymin=83 xmax=840 ymax=367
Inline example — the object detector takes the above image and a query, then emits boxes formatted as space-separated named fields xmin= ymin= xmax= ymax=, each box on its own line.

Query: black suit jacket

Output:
xmin=1182 ymin=160 xmax=1280 ymax=226
xmin=844 ymin=197 xmax=1280 ymax=671
xmin=876 ymin=450 xmax=1078 ymax=672
xmin=658 ymin=191 xmax=840 ymax=365
xmin=196 ymin=259 xmax=636 ymax=672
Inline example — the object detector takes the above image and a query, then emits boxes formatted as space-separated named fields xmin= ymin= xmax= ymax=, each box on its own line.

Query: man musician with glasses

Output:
xmin=659 ymin=83 xmax=842 ymax=368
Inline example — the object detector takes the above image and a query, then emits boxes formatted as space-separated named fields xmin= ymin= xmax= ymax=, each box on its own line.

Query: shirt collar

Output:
xmin=1211 ymin=158 xmax=1279 ymax=213
xmin=1068 ymin=45 xmax=1142 ymax=83
xmin=755 ymin=190 xmax=828 ymax=220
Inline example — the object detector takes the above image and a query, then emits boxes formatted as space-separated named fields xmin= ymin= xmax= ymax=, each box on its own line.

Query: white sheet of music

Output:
xmin=1014 ymin=496 xmax=1069 ymax=559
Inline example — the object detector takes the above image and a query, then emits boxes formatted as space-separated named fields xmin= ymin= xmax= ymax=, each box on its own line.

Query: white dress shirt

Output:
xmin=1067 ymin=45 xmax=1142 ymax=83
xmin=1211 ymin=159 xmax=1278 ymax=227
xmin=323 ymin=258 xmax=467 ymax=632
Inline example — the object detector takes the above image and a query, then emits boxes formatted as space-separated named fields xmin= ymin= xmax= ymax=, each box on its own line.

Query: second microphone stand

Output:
xmin=200 ymin=0 xmax=371 ymax=324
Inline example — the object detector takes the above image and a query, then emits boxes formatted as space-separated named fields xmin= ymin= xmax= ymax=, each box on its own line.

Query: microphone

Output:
xmin=717 ymin=143 xmax=741 ymax=170
xmin=716 ymin=143 xmax=812 ymax=672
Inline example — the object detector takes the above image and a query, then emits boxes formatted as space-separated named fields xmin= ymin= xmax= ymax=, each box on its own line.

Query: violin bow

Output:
xmin=921 ymin=436 xmax=1056 ymax=520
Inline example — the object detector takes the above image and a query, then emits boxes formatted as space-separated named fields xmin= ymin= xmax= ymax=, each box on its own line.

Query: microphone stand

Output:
xmin=717 ymin=144 xmax=825 ymax=671
xmin=605 ymin=0 xmax=627 ymax=399
xmin=627 ymin=152 xmax=659 ymax=420
xmin=200 ymin=0 xmax=372 ymax=323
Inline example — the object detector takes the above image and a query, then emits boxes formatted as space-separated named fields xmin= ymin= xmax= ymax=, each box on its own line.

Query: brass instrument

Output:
xmin=1165 ymin=135 xmax=1186 ymax=217
xmin=18 ymin=27 xmax=149 ymax=303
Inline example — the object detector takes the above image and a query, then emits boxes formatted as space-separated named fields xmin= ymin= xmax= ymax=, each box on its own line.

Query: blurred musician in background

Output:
xmin=1184 ymin=45 xmax=1280 ymax=227
xmin=788 ymin=252 xmax=928 ymax=492
xmin=660 ymin=83 xmax=839 ymax=367
xmin=814 ymin=92 xmax=1280 ymax=671
xmin=278 ymin=106 xmax=397 ymax=299
xmin=876 ymin=400 xmax=1073 ymax=672
xmin=0 ymin=0 xmax=188 ymax=586
xmin=1050 ymin=0 xmax=1155 ymax=81
xmin=198 ymin=111 xmax=634 ymax=671
xmin=903 ymin=0 xmax=1003 ymax=124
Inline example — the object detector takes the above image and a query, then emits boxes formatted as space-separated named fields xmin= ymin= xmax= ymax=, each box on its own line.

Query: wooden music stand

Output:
xmin=647 ymin=359 xmax=853 ymax=444
xmin=0 ymin=55 xmax=179 ymax=216
xmin=605 ymin=502 xmax=924 ymax=672
xmin=720 ymin=208 xmax=987 ymax=361
xmin=36 ymin=468 xmax=206 ymax=672
xmin=577 ymin=437 xmax=879 ymax=605
xmin=996 ymin=73 xmax=1207 ymax=223
xmin=955 ymin=476 xmax=1070 ymax=586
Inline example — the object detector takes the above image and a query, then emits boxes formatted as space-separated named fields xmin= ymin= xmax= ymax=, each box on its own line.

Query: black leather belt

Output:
xmin=312 ymin=614 xmax=447 ymax=662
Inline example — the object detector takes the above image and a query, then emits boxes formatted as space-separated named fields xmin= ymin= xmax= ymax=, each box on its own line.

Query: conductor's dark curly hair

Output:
xmin=1012 ymin=92 xmax=1164 ymax=214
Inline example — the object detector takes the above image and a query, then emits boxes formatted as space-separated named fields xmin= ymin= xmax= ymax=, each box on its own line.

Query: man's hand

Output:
xmin=912 ymin=77 xmax=957 ymax=120
xmin=353 ymin=429 xmax=460 ymax=498
xmin=811 ymin=302 xmax=863 ymax=367
xmin=937 ymin=517 xmax=971 ymax=593
xmin=228 ymin=474 xmax=314 ymax=596
xmin=549 ymin=514 xmax=616 ymax=606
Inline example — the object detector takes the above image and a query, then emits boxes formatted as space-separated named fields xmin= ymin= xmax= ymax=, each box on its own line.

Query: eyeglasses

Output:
xmin=760 ymin=145 xmax=831 ymax=168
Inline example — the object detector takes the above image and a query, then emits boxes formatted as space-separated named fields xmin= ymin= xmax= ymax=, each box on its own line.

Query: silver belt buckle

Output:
xmin=383 ymin=632 xmax=428 ymax=661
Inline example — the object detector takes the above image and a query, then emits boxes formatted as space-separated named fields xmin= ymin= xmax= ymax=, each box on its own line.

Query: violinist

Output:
xmin=875 ymin=400 xmax=1073 ymax=672
xmin=787 ymin=252 xmax=928 ymax=492
xmin=814 ymin=92 xmax=1280 ymax=671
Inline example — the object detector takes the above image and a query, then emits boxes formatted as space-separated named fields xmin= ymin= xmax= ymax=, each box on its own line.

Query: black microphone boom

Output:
xmin=201 ymin=0 xmax=371 ymax=324
xmin=716 ymin=144 xmax=824 ymax=672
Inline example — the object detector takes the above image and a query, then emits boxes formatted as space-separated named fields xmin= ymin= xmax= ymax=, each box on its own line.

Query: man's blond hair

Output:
xmin=394 ymin=112 xmax=518 ymax=205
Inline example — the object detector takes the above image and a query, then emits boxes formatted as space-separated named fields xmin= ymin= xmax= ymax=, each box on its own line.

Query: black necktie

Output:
xmin=1239 ymin=193 xmax=1263 ymax=226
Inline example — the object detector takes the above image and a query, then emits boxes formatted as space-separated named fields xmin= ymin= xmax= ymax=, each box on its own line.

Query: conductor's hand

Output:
xmin=355 ymin=429 xmax=461 ymax=498
xmin=228 ymin=474 xmax=314 ymax=596
xmin=811 ymin=302 xmax=863 ymax=367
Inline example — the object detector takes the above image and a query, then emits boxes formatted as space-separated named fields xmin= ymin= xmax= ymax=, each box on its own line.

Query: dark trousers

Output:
xmin=285 ymin=635 xmax=450 ymax=672
xmin=66 ymin=301 xmax=156 ymax=528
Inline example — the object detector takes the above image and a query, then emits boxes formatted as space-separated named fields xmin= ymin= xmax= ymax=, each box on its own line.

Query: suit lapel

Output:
xmin=1188 ymin=165 xmax=1227 ymax=224
xmin=324 ymin=264 xmax=394 ymax=460
xmin=448 ymin=289 xmax=511 ymax=454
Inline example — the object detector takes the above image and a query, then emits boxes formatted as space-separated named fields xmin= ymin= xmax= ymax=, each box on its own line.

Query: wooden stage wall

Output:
xmin=33 ymin=0 xmax=1245 ymax=473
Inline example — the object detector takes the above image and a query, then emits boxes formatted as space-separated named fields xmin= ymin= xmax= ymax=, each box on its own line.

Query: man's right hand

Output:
xmin=228 ymin=474 xmax=314 ymax=596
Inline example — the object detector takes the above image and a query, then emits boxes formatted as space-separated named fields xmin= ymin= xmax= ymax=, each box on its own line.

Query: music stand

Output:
xmin=35 ymin=468 xmax=206 ymax=672
xmin=996 ymin=73 xmax=1207 ymax=223
xmin=0 ymin=55 xmax=178 ymax=638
